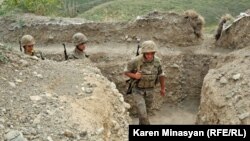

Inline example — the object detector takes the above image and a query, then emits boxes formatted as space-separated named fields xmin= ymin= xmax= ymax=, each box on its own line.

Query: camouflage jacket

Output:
xmin=68 ymin=48 xmax=87 ymax=59
xmin=25 ymin=50 xmax=45 ymax=60
xmin=124 ymin=54 xmax=165 ymax=89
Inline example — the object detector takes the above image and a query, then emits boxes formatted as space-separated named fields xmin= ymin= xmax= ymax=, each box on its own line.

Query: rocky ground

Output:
xmin=196 ymin=47 xmax=250 ymax=124
xmin=0 ymin=48 xmax=130 ymax=141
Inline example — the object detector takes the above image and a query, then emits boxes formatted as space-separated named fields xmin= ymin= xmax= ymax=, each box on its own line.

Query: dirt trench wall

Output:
xmin=162 ymin=54 xmax=211 ymax=100
xmin=123 ymin=11 xmax=203 ymax=47
xmin=215 ymin=16 xmax=250 ymax=49
xmin=0 ymin=11 xmax=203 ymax=47
xmin=196 ymin=47 xmax=250 ymax=124
xmin=91 ymin=52 xmax=212 ymax=115
xmin=0 ymin=49 xmax=131 ymax=141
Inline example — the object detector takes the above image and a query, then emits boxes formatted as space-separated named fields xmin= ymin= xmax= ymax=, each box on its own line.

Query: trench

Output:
xmin=63 ymin=43 xmax=213 ymax=125
xmin=92 ymin=52 xmax=211 ymax=124
xmin=11 ymin=42 xmax=213 ymax=124
xmin=0 ymin=12 xmax=228 ymax=125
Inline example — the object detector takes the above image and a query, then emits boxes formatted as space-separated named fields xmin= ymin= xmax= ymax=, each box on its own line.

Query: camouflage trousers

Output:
xmin=132 ymin=87 xmax=154 ymax=125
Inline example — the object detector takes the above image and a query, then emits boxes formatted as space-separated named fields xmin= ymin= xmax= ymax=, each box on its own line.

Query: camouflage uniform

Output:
xmin=68 ymin=32 xmax=88 ymax=60
xmin=21 ymin=35 xmax=45 ymax=60
xmin=124 ymin=40 xmax=165 ymax=125
xmin=30 ymin=50 xmax=45 ymax=59
xmin=67 ymin=48 xmax=88 ymax=59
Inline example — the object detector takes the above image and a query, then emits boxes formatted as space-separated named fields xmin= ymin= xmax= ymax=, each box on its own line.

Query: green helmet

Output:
xmin=72 ymin=32 xmax=88 ymax=46
xmin=21 ymin=35 xmax=35 ymax=47
xmin=141 ymin=40 xmax=157 ymax=53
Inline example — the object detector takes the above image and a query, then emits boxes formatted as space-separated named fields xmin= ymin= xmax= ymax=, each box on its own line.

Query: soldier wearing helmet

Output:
xmin=124 ymin=40 xmax=165 ymax=125
xmin=20 ymin=35 xmax=45 ymax=60
xmin=68 ymin=32 xmax=89 ymax=59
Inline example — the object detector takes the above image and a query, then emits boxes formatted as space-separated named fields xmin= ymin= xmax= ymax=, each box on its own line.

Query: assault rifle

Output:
xmin=136 ymin=40 xmax=140 ymax=56
xmin=126 ymin=39 xmax=141 ymax=95
xmin=19 ymin=40 xmax=22 ymax=52
xmin=62 ymin=43 xmax=68 ymax=60
xmin=39 ymin=52 xmax=45 ymax=60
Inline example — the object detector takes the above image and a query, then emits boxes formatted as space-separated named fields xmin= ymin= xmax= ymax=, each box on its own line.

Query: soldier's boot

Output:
xmin=139 ymin=117 xmax=150 ymax=125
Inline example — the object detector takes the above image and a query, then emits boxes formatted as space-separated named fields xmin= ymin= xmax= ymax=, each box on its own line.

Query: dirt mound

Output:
xmin=0 ymin=11 xmax=203 ymax=47
xmin=0 ymin=47 xmax=130 ymax=141
xmin=215 ymin=14 xmax=250 ymax=49
xmin=122 ymin=10 xmax=204 ymax=47
xmin=196 ymin=47 xmax=250 ymax=124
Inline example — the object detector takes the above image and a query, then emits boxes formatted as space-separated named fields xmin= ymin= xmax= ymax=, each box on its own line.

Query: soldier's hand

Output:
xmin=160 ymin=88 xmax=166 ymax=97
xmin=134 ymin=72 xmax=142 ymax=80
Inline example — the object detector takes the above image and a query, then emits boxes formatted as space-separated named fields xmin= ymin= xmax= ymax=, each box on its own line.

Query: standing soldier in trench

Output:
xmin=124 ymin=40 xmax=166 ymax=125
xmin=20 ymin=35 xmax=45 ymax=60
xmin=66 ymin=32 xmax=89 ymax=60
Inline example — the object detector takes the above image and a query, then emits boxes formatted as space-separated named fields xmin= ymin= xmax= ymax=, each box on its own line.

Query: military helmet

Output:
xmin=141 ymin=40 xmax=157 ymax=53
xmin=21 ymin=35 xmax=35 ymax=47
xmin=72 ymin=32 xmax=88 ymax=46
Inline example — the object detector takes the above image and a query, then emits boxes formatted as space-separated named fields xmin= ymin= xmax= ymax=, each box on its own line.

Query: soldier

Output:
xmin=215 ymin=14 xmax=234 ymax=40
xmin=67 ymin=32 xmax=89 ymax=59
xmin=20 ymin=35 xmax=45 ymax=60
xmin=184 ymin=9 xmax=205 ymax=38
xmin=124 ymin=40 xmax=166 ymax=125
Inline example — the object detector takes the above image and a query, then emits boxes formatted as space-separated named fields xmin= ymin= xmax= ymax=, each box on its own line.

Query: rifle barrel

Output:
xmin=19 ymin=41 xmax=22 ymax=52
xmin=63 ymin=43 xmax=68 ymax=60
xmin=136 ymin=44 xmax=140 ymax=56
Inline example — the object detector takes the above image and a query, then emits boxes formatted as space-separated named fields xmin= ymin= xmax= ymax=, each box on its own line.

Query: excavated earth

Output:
xmin=0 ymin=11 xmax=249 ymax=141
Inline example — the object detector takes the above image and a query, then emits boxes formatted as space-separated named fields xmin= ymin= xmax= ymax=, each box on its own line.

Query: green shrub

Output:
xmin=60 ymin=0 xmax=113 ymax=17
xmin=80 ymin=0 xmax=250 ymax=26
xmin=0 ymin=52 xmax=9 ymax=63
xmin=1 ymin=0 xmax=62 ymax=16
xmin=0 ymin=45 xmax=11 ymax=63
xmin=61 ymin=0 xmax=78 ymax=17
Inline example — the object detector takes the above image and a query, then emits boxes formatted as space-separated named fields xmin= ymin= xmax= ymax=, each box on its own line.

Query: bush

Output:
xmin=0 ymin=52 xmax=8 ymax=63
xmin=0 ymin=45 xmax=10 ymax=63
xmin=61 ymin=0 xmax=78 ymax=17
xmin=1 ymin=0 xmax=62 ymax=16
